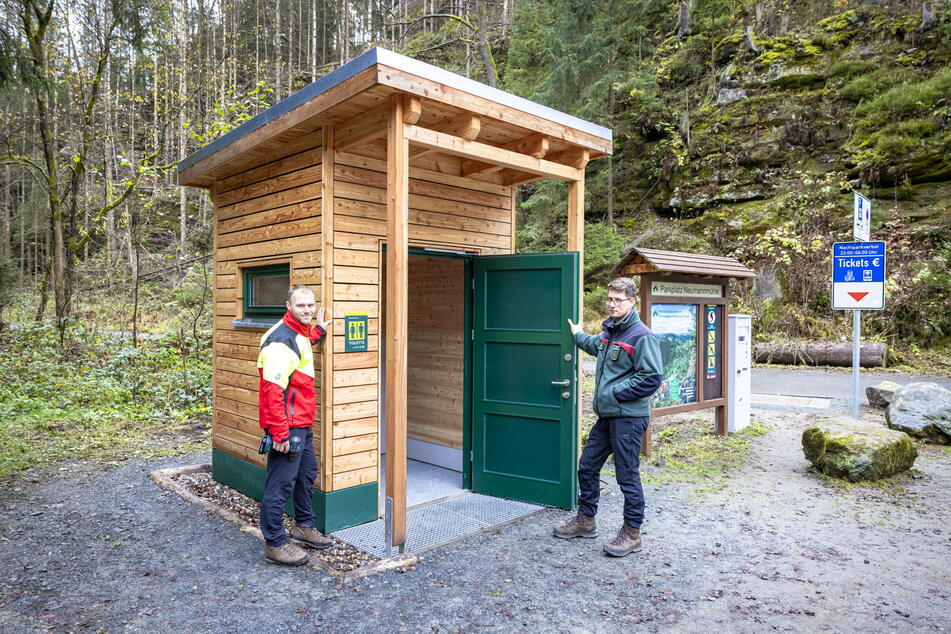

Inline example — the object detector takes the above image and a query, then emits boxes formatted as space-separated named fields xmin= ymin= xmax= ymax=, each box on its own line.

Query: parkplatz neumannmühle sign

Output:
xmin=832 ymin=241 xmax=886 ymax=310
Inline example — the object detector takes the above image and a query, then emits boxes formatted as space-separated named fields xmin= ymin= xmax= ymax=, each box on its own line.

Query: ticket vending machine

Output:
xmin=728 ymin=315 xmax=752 ymax=432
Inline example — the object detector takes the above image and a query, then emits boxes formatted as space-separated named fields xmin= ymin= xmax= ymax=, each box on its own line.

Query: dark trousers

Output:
xmin=260 ymin=427 xmax=317 ymax=547
xmin=577 ymin=416 xmax=649 ymax=528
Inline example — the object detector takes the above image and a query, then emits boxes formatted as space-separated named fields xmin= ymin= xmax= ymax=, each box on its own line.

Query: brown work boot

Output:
xmin=603 ymin=523 xmax=642 ymax=557
xmin=264 ymin=541 xmax=310 ymax=566
xmin=552 ymin=511 xmax=597 ymax=539
xmin=289 ymin=525 xmax=334 ymax=550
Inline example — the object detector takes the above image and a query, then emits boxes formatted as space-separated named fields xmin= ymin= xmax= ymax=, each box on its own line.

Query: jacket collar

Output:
xmin=282 ymin=311 xmax=324 ymax=343
xmin=602 ymin=306 xmax=641 ymax=335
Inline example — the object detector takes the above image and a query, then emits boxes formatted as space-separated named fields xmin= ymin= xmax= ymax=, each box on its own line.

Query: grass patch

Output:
xmin=809 ymin=468 xmax=920 ymax=497
xmin=0 ymin=323 xmax=211 ymax=477
xmin=640 ymin=419 xmax=771 ymax=495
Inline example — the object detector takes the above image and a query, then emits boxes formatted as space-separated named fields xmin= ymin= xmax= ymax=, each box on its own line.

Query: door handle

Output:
xmin=550 ymin=379 xmax=570 ymax=386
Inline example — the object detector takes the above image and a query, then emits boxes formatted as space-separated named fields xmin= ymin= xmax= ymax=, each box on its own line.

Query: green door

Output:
xmin=471 ymin=252 xmax=579 ymax=509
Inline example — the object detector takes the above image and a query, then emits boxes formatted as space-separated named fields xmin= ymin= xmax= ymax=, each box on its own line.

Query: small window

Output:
xmin=243 ymin=264 xmax=290 ymax=317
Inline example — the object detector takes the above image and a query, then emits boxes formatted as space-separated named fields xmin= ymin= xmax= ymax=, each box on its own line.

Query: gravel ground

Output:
xmin=1 ymin=406 xmax=949 ymax=633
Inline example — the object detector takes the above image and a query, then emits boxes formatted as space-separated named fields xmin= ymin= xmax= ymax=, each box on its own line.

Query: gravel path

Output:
xmin=1 ymin=406 xmax=949 ymax=632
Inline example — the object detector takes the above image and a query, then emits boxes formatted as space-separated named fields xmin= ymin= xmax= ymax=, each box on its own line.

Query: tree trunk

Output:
xmin=275 ymin=0 xmax=282 ymax=100
xmin=472 ymin=0 xmax=498 ymax=87
xmin=2 ymin=164 xmax=10 ymax=257
xmin=606 ymin=85 xmax=614 ymax=227
xmin=676 ymin=0 xmax=692 ymax=40
xmin=753 ymin=342 xmax=887 ymax=368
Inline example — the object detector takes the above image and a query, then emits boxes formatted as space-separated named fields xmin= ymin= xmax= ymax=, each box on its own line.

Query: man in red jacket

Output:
xmin=258 ymin=285 xmax=333 ymax=566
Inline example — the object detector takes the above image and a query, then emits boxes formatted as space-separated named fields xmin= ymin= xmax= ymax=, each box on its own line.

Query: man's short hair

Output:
xmin=606 ymin=277 xmax=637 ymax=298
xmin=286 ymin=284 xmax=315 ymax=303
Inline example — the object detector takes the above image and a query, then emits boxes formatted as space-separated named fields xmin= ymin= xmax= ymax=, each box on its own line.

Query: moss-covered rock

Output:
xmin=802 ymin=418 xmax=917 ymax=481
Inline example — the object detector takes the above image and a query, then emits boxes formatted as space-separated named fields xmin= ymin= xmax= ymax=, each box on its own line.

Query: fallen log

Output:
xmin=753 ymin=342 xmax=887 ymax=368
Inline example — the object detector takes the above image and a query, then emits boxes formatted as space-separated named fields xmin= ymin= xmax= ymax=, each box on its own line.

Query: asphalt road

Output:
xmin=582 ymin=358 xmax=950 ymax=408
xmin=751 ymin=366 xmax=951 ymax=400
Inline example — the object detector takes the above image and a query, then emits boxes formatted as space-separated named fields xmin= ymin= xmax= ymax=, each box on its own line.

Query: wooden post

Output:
xmin=385 ymin=94 xmax=409 ymax=548
xmin=567 ymin=179 xmax=584 ymax=453
xmin=320 ymin=125 xmax=335 ymax=491
xmin=640 ymin=275 xmax=652 ymax=457
xmin=716 ymin=284 xmax=731 ymax=435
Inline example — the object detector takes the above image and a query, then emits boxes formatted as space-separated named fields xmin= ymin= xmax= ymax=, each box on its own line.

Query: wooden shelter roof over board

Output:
xmin=178 ymin=48 xmax=612 ymax=189
xmin=615 ymin=248 xmax=756 ymax=279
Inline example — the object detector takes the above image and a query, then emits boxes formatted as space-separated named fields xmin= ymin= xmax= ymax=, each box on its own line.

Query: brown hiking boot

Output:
xmin=603 ymin=523 xmax=642 ymax=557
xmin=552 ymin=511 xmax=597 ymax=539
xmin=264 ymin=542 xmax=310 ymax=566
xmin=289 ymin=525 xmax=333 ymax=550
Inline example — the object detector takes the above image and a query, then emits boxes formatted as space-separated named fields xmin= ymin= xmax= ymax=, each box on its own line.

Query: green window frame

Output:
xmin=242 ymin=264 xmax=290 ymax=317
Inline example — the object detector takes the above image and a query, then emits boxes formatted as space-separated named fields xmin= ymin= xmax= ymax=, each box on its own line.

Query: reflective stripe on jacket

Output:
xmin=257 ymin=312 xmax=325 ymax=442
xmin=573 ymin=308 xmax=663 ymax=418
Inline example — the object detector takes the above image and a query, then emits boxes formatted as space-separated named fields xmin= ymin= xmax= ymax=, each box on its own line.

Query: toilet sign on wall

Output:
xmin=832 ymin=241 xmax=886 ymax=310
xmin=344 ymin=312 xmax=368 ymax=352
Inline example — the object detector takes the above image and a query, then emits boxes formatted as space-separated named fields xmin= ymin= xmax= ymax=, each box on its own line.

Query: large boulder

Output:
xmin=802 ymin=418 xmax=917 ymax=481
xmin=886 ymin=382 xmax=951 ymax=444
xmin=866 ymin=380 xmax=901 ymax=408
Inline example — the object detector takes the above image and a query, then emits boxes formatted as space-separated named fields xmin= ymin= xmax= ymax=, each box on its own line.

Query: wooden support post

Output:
xmin=320 ymin=125 xmax=335 ymax=491
xmin=567 ymin=179 xmax=584 ymax=454
xmin=717 ymin=284 xmax=731 ymax=436
xmin=385 ymin=94 xmax=409 ymax=548
xmin=640 ymin=276 xmax=652 ymax=457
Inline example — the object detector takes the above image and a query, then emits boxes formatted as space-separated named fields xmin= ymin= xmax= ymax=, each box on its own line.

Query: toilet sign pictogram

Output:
xmin=344 ymin=312 xmax=368 ymax=352
xmin=832 ymin=241 xmax=885 ymax=310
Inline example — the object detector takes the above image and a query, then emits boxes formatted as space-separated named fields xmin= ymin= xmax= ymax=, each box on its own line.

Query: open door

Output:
xmin=471 ymin=252 xmax=579 ymax=508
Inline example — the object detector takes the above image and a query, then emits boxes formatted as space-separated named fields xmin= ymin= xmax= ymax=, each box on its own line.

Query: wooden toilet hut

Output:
xmin=178 ymin=48 xmax=612 ymax=549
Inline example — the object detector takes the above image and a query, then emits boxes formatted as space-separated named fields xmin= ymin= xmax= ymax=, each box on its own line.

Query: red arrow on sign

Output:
xmin=848 ymin=292 xmax=869 ymax=302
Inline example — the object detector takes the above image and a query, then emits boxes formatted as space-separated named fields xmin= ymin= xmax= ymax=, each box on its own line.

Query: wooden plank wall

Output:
xmin=329 ymin=150 xmax=514 ymax=491
xmin=211 ymin=137 xmax=324 ymax=475
xmin=407 ymin=256 xmax=465 ymax=449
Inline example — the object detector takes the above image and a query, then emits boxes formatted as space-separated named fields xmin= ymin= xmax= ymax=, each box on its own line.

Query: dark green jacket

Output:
xmin=574 ymin=308 xmax=663 ymax=418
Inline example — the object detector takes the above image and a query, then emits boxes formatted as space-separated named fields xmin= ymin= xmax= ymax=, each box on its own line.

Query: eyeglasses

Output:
xmin=605 ymin=297 xmax=633 ymax=306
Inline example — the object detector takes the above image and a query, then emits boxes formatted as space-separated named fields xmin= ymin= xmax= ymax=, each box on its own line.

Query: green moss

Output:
xmin=854 ymin=67 xmax=951 ymax=128
xmin=829 ymin=58 xmax=877 ymax=78
xmin=641 ymin=418 xmax=771 ymax=496
xmin=817 ymin=9 xmax=860 ymax=32
xmin=755 ymin=37 xmax=823 ymax=68
xmin=841 ymin=75 xmax=887 ymax=102
xmin=802 ymin=419 xmax=918 ymax=481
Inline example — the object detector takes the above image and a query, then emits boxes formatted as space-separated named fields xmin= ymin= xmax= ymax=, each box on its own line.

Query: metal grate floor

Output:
xmin=331 ymin=492 xmax=543 ymax=558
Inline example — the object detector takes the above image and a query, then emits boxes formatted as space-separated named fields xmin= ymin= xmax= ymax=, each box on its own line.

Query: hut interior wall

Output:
xmin=406 ymin=256 xmax=465 ymax=450
xmin=211 ymin=136 xmax=325 ymax=478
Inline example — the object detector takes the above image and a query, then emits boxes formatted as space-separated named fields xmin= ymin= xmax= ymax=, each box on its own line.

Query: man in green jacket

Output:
xmin=554 ymin=277 xmax=663 ymax=556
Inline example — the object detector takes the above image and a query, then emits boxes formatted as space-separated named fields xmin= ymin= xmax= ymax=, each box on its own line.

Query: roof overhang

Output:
xmin=178 ymin=48 xmax=613 ymax=189
xmin=614 ymin=247 xmax=756 ymax=279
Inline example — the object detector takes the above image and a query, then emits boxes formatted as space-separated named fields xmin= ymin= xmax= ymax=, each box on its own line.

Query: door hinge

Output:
xmin=471 ymin=329 xmax=475 ymax=340
xmin=470 ymin=450 xmax=474 ymax=462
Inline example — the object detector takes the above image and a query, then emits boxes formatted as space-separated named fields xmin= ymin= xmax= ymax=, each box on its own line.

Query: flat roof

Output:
xmin=179 ymin=47 xmax=612 ymax=175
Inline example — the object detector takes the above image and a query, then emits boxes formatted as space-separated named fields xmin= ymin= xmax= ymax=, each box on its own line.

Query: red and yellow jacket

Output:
xmin=257 ymin=312 xmax=326 ymax=442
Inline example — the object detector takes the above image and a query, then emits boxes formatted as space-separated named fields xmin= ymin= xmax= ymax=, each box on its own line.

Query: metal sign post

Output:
xmin=852 ymin=310 xmax=861 ymax=419
xmin=832 ymin=240 xmax=886 ymax=419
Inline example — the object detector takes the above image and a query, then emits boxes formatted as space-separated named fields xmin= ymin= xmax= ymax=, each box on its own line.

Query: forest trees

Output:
xmin=0 ymin=0 xmax=514 ymax=337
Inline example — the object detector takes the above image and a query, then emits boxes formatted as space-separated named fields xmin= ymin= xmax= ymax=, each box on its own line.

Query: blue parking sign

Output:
xmin=832 ymin=241 xmax=885 ymax=310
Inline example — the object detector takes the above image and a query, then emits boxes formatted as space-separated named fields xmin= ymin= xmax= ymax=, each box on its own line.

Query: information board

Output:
xmin=650 ymin=304 xmax=698 ymax=409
